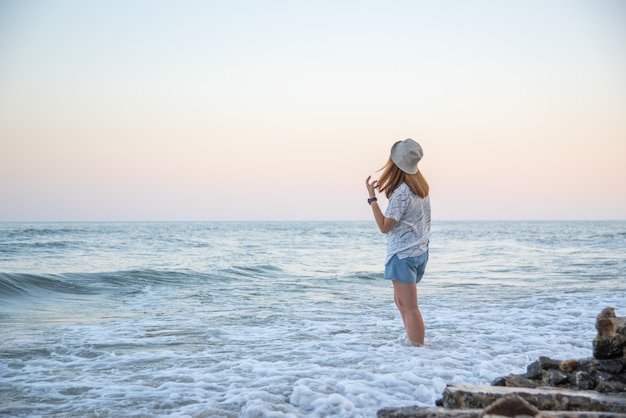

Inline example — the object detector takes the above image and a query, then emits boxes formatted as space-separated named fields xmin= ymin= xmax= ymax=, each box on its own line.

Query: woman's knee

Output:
xmin=393 ymin=282 xmax=416 ymax=304
xmin=394 ymin=295 xmax=416 ymax=315
xmin=393 ymin=290 xmax=402 ymax=305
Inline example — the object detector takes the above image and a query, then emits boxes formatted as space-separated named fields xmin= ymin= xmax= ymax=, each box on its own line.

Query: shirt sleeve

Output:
xmin=385 ymin=185 xmax=410 ymax=222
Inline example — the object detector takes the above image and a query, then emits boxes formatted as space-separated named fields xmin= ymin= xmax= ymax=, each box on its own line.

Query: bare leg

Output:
xmin=392 ymin=280 xmax=425 ymax=346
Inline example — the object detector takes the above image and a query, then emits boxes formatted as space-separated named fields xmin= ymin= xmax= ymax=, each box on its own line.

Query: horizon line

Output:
xmin=1 ymin=219 xmax=625 ymax=223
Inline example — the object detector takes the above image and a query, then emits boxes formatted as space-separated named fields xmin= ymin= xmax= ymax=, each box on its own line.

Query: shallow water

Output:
xmin=1 ymin=221 xmax=624 ymax=417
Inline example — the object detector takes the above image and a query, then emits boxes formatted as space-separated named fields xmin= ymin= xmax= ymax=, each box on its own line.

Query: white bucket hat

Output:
xmin=390 ymin=138 xmax=423 ymax=175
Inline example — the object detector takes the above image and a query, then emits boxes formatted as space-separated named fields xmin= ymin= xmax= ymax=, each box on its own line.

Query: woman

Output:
xmin=365 ymin=138 xmax=431 ymax=346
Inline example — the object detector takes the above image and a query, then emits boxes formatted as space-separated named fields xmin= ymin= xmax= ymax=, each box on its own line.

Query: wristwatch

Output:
xmin=367 ymin=197 xmax=377 ymax=205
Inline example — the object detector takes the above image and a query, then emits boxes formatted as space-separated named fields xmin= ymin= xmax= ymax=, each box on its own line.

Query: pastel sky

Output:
xmin=1 ymin=0 xmax=625 ymax=221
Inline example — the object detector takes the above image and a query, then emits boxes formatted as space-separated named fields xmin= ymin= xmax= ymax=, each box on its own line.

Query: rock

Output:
xmin=503 ymin=374 xmax=539 ymax=389
xmin=594 ymin=336 xmax=626 ymax=360
xmin=495 ymin=356 xmax=625 ymax=392
xmin=596 ymin=308 xmax=626 ymax=339
xmin=574 ymin=371 xmax=596 ymax=391
xmin=377 ymin=406 xmax=480 ymax=418
xmin=578 ymin=358 xmax=594 ymax=373
xmin=378 ymin=404 xmax=626 ymax=418
xmin=593 ymin=359 xmax=626 ymax=375
xmin=537 ymin=413 xmax=626 ymax=418
xmin=539 ymin=357 xmax=563 ymax=371
xmin=594 ymin=308 xmax=626 ymax=360
xmin=478 ymin=395 xmax=539 ymax=418
xmin=524 ymin=357 xmax=561 ymax=380
xmin=525 ymin=360 xmax=544 ymax=380
xmin=440 ymin=385 xmax=626 ymax=412
xmin=560 ymin=359 xmax=579 ymax=374
xmin=595 ymin=379 xmax=626 ymax=394
xmin=543 ymin=369 xmax=570 ymax=386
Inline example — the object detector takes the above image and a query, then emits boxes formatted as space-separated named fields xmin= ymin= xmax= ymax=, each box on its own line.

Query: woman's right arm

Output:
xmin=366 ymin=176 xmax=397 ymax=234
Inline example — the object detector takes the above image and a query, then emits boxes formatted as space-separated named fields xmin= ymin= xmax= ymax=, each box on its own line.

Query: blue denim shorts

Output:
xmin=384 ymin=250 xmax=429 ymax=284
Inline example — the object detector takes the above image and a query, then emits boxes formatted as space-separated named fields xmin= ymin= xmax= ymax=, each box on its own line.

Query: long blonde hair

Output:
xmin=377 ymin=157 xmax=429 ymax=199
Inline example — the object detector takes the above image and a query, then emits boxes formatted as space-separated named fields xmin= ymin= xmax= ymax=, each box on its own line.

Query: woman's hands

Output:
xmin=365 ymin=176 xmax=378 ymax=198
xmin=365 ymin=175 xmax=396 ymax=233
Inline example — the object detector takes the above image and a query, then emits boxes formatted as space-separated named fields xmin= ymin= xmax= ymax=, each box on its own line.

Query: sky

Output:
xmin=1 ymin=0 xmax=625 ymax=221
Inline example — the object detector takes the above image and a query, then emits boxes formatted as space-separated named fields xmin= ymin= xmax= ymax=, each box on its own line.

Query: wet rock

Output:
xmin=492 ymin=355 xmax=626 ymax=392
xmin=377 ymin=406 xmax=480 ymax=418
xmin=502 ymin=374 xmax=539 ymax=389
xmin=573 ymin=371 xmax=596 ymax=391
xmin=440 ymin=385 xmax=626 ymax=412
xmin=525 ymin=360 xmax=544 ymax=380
xmin=539 ymin=356 xmax=563 ymax=370
xmin=543 ymin=369 xmax=569 ymax=386
xmin=560 ymin=359 xmax=579 ymax=374
xmin=594 ymin=308 xmax=626 ymax=360
xmin=523 ymin=357 xmax=561 ymax=380
xmin=379 ymin=386 xmax=626 ymax=417
xmin=595 ymin=378 xmax=626 ymax=394
xmin=478 ymin=395 xmax=539 ymax=418
xmin=578 ymin=358 xmax=594 ymax=373
xmin=594 ymin=337 xmax=626 ymax=361
xmin=593 ymin=358 xmax=626 ymax=375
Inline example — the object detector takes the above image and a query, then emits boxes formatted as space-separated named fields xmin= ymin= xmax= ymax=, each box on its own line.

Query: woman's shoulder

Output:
xmin=394 ymin=182 xmax=427 ymax=201
xmin=390 ymin=182 xmax=409 ymax=198
xmin=398 ymin=182 xmax=416 ymax=197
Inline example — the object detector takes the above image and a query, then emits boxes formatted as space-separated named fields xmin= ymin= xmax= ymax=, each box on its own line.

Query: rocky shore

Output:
xmin=378 ymin=308 xmax=626 ymax=418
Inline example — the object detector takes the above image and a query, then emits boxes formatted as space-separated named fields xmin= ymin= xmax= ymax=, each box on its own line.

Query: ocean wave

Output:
xmin=0 ymin=266 xmax=293 ymax=299
xmin=0 ymin=270 xmax=204 ymax=298
xmin=224 ymin=264 xmax=284 ymax=279
xmin=0 ymin=272 xmax=98 ymax=297
xmin=3 ymin=226 xmax=89 ymax=238
xmin=0 ymin=240 xmax=82 ymax=255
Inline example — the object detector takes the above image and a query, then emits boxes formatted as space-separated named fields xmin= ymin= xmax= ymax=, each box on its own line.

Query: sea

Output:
xmin=1 ymin=221 xmax=624 ymax=417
